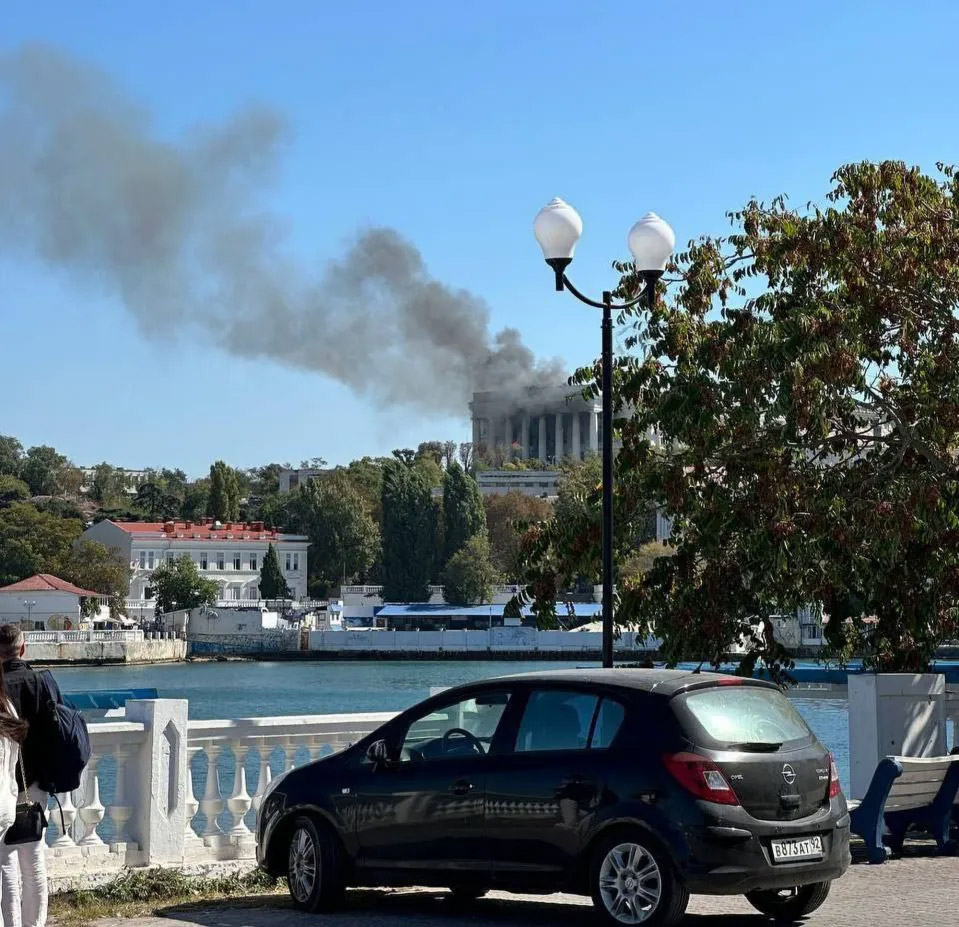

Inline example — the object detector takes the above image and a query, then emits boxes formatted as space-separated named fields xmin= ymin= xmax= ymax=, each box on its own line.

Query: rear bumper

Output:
xmin=681 ymin=807 xmax=851 ymax=895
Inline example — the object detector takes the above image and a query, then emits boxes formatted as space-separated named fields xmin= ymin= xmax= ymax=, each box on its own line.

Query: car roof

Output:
xmin=470 ymin=667 xmax=764 ymax=697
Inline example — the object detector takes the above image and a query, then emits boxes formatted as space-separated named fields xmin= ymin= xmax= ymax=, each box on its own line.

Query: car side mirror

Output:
xmin=367 ymin=739 xmax=393 ymax=767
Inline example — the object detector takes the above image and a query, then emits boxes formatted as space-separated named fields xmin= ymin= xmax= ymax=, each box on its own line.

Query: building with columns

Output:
xmin=470 ymin=386 xmax=603 ymax=463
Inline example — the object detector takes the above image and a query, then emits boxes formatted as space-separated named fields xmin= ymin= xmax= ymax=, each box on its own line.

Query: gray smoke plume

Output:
xmin=0 ymin=44 xmax=564 ymax=414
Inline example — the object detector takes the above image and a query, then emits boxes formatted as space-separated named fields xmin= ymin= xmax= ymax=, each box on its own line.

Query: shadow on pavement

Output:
xmin=160 ymin=889 xmax=770 ymax=926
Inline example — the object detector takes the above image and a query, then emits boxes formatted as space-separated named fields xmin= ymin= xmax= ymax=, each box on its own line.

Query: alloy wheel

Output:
xmin=289 ymin=827 xmax=318 ymax=903
xmin=598 ymin=842 xmax=662 ymax=924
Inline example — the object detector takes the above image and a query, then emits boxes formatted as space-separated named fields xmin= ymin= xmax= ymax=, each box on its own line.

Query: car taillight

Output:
xmin=663 ymin=752 xmax=740 ymax=806
xmin=828 ymin=752 xmax=841 ymax=799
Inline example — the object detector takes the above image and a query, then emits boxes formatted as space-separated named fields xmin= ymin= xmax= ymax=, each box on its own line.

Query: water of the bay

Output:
xmin=52 ymin=660 xmax=854 ymax=788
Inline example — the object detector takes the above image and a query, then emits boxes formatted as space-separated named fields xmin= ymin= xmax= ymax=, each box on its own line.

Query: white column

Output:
xmin=588 ymin=410 xmax=599 ymax=454
xmin=572 ymin=414 xmax=581 ymax=460
xmin=538 ymin=416 xmax=548 ymax=462
xmin=226 ymin=740 xmax=253 ymax=839
xmin=521 ymin=414 xmax=530 ymax=459
xmin=555 ymin=413 xmax=564 ymax=461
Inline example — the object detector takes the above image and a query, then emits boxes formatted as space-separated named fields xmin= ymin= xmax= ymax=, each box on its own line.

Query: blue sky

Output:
xmin=2 ymin=0 xmax=957 ymax=476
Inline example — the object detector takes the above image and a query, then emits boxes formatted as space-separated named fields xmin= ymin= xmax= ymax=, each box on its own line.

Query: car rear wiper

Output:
xmin=726 ymin=741 xmax=783 ymax=752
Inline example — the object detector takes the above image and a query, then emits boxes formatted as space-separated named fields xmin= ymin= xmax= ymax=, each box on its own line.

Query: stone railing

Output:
xmin=25 ymin=630 xmax=145 ymax=644
xmin=42 ymin=702 xmax=395 ymax=887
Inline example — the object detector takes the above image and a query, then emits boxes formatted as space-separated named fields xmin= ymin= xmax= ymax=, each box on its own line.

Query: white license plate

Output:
xmin=770 ymin=836 xmax=824 ymax=863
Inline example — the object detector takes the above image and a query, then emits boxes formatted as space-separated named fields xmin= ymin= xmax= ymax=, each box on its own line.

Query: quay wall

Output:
xmin=28 ymin=637 xmax=186 ymax=665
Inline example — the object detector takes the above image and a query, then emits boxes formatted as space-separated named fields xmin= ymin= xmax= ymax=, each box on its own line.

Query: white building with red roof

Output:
xmin=80 ymin=518 xmax=310 ymax=608
xmin=0 ymin=573 xmax=110 ymax=630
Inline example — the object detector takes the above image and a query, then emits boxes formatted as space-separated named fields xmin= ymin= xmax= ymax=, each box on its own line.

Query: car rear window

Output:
xmin=678 ymin=686 xmax=812 ymax=747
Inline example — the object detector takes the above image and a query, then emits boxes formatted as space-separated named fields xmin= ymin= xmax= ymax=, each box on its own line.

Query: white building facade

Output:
xmin=0 ymin=573 xmax=110 ymax=630
xmin=80 ymin=519 xmax=310 ymax=607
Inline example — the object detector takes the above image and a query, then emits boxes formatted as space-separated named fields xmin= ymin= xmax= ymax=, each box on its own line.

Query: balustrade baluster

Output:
xmin=51 ymin=790 xmax=77 ymax=849
xmin=250 ymin=740 xmax=273 ymax=819
xmin=109 ymin=744 xmax=133 ymax=844
xmin=184 ymin=746 xmax=203 ymax=847
xmin=284 ymin=738 xmax=299 ymax=772
xmin=77 ymin=758 xmax=106 ymax=846
xmin=199 ymin=743 xmax=224 ymax=843
xmin=226 ymin=740 xmax=253 ymax=839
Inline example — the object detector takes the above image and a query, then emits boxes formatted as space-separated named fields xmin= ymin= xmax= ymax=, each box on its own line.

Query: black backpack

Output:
xmin=33 ymin=672 xmax=91 ymax=795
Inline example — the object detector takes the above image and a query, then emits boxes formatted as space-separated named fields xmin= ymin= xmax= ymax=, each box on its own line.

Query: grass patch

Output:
xmin=51 ymin=867 xmax=283 ymax=925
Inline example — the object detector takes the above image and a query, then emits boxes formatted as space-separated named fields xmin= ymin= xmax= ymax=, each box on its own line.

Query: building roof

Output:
xmin=376 ymin=603 xmax=603 ymax=619
xmin=105 ymin=520 xmax=306 ymax=542
xmin=0 ymin=574 xmax=103 ymax=598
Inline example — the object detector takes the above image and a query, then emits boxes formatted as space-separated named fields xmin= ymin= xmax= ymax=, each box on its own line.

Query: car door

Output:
xmin=485 ymin=686 xmax=628 ymax=888
xmin=352 ymin=687 xmax=514 ymax=881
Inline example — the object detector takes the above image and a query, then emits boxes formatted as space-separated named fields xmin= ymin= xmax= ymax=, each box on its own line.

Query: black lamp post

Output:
xmin=533 ymin=199 xmax=674 ymax=669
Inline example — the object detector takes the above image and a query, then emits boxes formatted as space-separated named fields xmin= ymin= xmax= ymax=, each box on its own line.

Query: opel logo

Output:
xmin=782 ymin=764 xmax=797 ymax=785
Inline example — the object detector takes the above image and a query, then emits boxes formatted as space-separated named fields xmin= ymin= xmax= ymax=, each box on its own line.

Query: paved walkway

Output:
xmin=88 ymin=852 xmax=958 ymax=927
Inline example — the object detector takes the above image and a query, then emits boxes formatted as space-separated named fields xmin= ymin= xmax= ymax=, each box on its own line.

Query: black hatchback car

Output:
xmin=257 ymin=669 xmax=850 ymax=925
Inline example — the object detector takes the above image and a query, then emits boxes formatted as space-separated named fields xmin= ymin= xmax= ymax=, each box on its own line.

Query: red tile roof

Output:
xmin=0 ymin=574 xmax=104 ymax=598
xmin=107 ymin=520 xmax=295 ymax=542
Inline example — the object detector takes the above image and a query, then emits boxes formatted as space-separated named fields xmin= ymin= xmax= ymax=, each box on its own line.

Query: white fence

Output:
xmin=309 ymin=628 xmax=661 ymax=653
xmin=25 ymin=630 xmax=145 ymax=644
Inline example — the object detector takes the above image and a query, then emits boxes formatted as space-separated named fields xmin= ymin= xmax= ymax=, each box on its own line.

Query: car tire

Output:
xmin=286 ymin=815 xmax=345 ymax=913
xmin=745 ymin=880 xmax=831 ymax=919
xmin=590 ymin=832 xmax=688 ymax=926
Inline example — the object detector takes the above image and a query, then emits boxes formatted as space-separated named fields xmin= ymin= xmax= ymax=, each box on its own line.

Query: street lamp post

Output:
xmin=533 ymin=199 xmax=674 ymax=669
xmin=23 ymin=599 xmax=37 ymax=629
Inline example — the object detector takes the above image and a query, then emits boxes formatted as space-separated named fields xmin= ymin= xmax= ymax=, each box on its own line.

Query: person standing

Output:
xmin=0 ymin=661 xmax=28 ymax=844
xmin=0 ymin=626 xmax=49 ymax=927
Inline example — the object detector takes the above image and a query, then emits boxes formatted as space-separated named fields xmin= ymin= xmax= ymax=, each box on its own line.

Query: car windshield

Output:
xmin=680 ymin=686 xmax=811 ymax=747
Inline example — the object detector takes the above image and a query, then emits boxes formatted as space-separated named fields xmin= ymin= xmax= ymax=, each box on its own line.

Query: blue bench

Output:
xmin=848 ymin=755 xmax=959 ymax=862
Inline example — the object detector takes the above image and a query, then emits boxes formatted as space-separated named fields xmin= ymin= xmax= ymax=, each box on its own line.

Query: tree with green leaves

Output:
xmin=90 ymin=462 xmax=126 ymax=505
xmin=208 ymin=460 xmax=241 ymax=521
xmin=441 ymin=462 xmax=486 ymax=566
xmin=259 ymin=543 xmax=289 ymax=599
xmin=134 ymin=475 xmax=181 ymax=520
xmin=180 ymin=479 xmax=210 ymax=521
xmin=0 ymin=476 xmax=30 ymax=508
xmin=20 ymin=445 xmax=68 ymax=496
xmin=150 ymin=555 xmax=219 ymax=615
xmin=55 ymin=540 xmax=132 ymax=619
xmin=521 ymin=160 xmax=959 ymax=673
xmin=0 ymin=502 xmax=82 ymax=586
xmin=0 ymin=436 xmax=23 ymax=477
xmin=290 ymin=474 xmax=379 ymax=591
xmin=381 ymin=460 xmax=437 ymax=602
xmin=444 ymin=533 xmax=498 ymax=605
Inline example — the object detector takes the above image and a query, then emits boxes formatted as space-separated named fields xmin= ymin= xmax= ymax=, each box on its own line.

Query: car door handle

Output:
xmin=451 ymin=779 xmax=475 ymax=796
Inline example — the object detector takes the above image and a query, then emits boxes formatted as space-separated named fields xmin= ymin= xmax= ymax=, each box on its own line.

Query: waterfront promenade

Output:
xmin=88 ymin=851 xmax=959 ymax=926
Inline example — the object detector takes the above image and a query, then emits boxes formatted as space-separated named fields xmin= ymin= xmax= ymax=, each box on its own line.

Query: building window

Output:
xmin=166 ymin=551 xmax=175 ymax=563
xmin=293 ymin=553 xmax=300 ymax=572
xmin=249 ymin=553 xmax=257 ymax=571
xmin=147 ymin=551 xmax=155 ymax=569
xmin=144 ymin=586 xmax=153 ymax=600
xmin=139 ymin=551 xmax=146 ymax=569
xmin=231 ymin=585 xmax=241 ymax=600
xmin=217 ymin=552 xmax=225 ymax=570
xmin=200 ymin=552 xmax=208 ymax=570
xmin=233 ymin=553 xmax=241 ymax=571
xmin=285 ymin=552 xmax=292 ymax=571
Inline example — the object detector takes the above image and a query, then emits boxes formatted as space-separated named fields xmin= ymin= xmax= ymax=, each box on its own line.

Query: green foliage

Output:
xmin=208 ymin=460 xmax=241 ymax=522
xmin=21 ymin=445 xmax=68 ymax=496
xmin=258 ymin=543 xmax=289 ymax=599
xmin=381 ymin=460 xmax=437 ymax=602
xmin=150 ymin=556 xmax=218 ymax=615
xmin=54 ymin=541 xmax=131 ymax=618
xmin=180 ymin=479 xmax=209 ymax=521
xmin=523 ymin=160 xmax=959 ymax=672
xmin=443 ymin=533 xmax=498 ymax=605
xmin=484 ymin=491 xmax=553 ymax=579
xmin=0 ymin=436 xmax=23 ymax=477
xmin=0 ymin=475 xmax=30 ymax=507
xmin=441 ymin=462 xmax=486 ymax=566
xmin=90 ymin=462 xmax=127 ymax=506
xmin=0 ymin=502 xmax=82 ymax=586
xmin=290 ymin=474 xmax=380 ymax=587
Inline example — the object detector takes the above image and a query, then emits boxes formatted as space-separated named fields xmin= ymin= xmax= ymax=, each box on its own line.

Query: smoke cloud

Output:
xmin=0 ymin=45 xmax=564 ymax=415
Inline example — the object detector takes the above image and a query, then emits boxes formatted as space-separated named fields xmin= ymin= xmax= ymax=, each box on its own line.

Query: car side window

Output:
xmin=515 ymin=689 xmax=598 ymax=753
xmin=397 ymin=690 xmax=511 ymax=762
xmin=589 ymin=698 xmax=626 ymax=749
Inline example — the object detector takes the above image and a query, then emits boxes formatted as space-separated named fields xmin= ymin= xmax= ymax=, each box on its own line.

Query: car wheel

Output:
xmin=590 ymin=834 xmax=688 ymax=926
xmin=286 ymin=815 xmax=345 ymax=913
xmin=745 ymin=881 xmax=831 ymax=919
